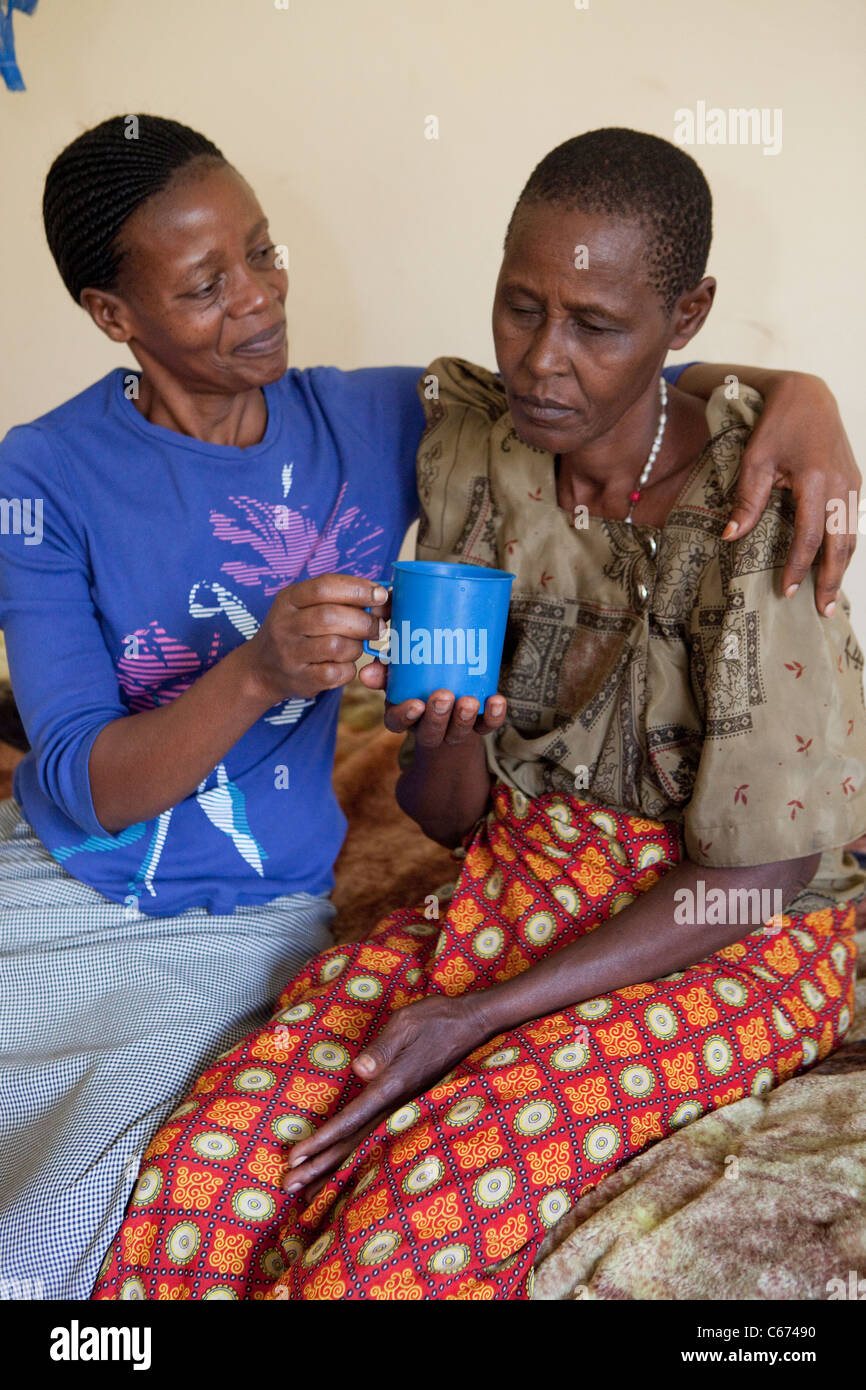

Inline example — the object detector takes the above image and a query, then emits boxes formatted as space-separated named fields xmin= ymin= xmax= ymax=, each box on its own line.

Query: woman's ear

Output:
xmin=78 ymin=287 xmax=134 ymax=344
xmin=667 ymin=277 xmax=716 ymax=350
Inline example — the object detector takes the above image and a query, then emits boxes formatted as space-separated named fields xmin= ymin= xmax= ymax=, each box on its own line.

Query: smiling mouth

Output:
xmin=233 ymin=321 xmax=287 ymax=355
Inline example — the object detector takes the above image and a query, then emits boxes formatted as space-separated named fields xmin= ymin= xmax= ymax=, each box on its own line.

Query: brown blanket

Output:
xmin=533 ymin=1022 xmax=866 ymax=1301
xmin=330 ymin=683 xmax=455 ymax=940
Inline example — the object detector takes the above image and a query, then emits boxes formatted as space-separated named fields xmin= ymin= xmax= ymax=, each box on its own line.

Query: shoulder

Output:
xmin=693 ymin=385 xmax=795 ymax=576
xmin=276 ymin=364 xmax=426 ymax=456
xmin=414 ymin=360 xmax=509 ymax=559
xmin=281 ymin=363 xmax=425 ymax=415
xmin=415 ymin=358 xmax=508 ymax=477
xmin=0 ymin=371 xmax=127 ymax=480
xmin=4 ymin=371 xmax=124 ymax=442
xmin=664 ymin=383 xmax=782 ymax=560
xmin=420 ymin=357 xmax=508 ymax=430
xmin=0 ymin=421 xmax=66 ymax=492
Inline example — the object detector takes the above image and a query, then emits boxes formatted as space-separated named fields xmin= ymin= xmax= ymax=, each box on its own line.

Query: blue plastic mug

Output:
xmin=363 ymin=560 xmax=516 ymax=704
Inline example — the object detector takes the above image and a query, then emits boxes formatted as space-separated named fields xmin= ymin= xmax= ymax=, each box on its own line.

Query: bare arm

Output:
xmin=473 ymin=851 xmax=820 ymax=1035
xmin=282 ymin=847 xmax=819 ymax=1195
xmin=90 ymin=575 xmax=387 ymax=834
xmin=365 ymin=687 xmax=506 ymax=846
xmin=395 ymin=719 xmax=495 ymax=847
xmin=90 ymin=642 xmax=274 ymax=833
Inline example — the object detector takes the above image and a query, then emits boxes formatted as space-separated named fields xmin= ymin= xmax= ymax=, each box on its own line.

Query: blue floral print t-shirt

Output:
xmin=0 ymin=365 xmax=424 ymax=916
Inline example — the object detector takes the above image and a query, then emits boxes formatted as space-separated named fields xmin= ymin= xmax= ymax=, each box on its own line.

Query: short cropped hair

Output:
xmin=506 ymin=127 xmax=713 ymax=315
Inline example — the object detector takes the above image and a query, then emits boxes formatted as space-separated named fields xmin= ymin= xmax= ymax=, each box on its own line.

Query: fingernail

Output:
xmin=407 ymin=703 xmax=424 ymax=720
xmin=824 ymin=601 xmax=836 ymax=617
xmin=356 ymin=1055 xmax=374 ymax=1072
xmin=721 ymin=521 xmax=739 ymax=540
xmin=372 ymin=586 xmax=388 ymax=602
xmin=289 ymin=1155 xmax=304 ymax=1168
xmin=284 ymin=1181 xmax=302 ymax=1194
xmin=432 ymin=699 xmax=450 ymax=713
xmin=785 ymin=583 xmax=799 ymax=598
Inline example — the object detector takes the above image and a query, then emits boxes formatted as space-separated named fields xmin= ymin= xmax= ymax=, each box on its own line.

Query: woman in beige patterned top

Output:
xmin=278 ymin=132 xmax=866 ymax=1220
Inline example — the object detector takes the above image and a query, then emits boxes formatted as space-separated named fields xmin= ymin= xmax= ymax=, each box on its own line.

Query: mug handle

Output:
xmin=362 ymin=585 xmax=392 ymax=661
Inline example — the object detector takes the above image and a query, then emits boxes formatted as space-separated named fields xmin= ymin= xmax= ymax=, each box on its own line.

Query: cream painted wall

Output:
xmin=1 ymin=0 xmax=864 ymax=622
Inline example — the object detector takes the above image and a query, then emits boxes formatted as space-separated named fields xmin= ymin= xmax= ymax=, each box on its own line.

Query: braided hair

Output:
xmin=43 ymin=114 xmax=226 ymax=304
xmin=506 ymin=128 xmax=712 ymax=316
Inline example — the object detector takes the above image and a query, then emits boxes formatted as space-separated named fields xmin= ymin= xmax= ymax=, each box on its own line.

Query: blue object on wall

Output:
xmin=0 ymin=0 xmax=39 ymax=93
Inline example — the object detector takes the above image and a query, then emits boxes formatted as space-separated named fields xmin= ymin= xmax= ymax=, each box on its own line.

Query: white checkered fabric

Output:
xmin=0 ymin=798 xmax=336 ymax=1300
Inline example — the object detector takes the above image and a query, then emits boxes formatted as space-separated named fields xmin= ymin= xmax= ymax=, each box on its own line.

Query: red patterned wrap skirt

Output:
xmin=93 ymin=783 xmax=858 ymax=1301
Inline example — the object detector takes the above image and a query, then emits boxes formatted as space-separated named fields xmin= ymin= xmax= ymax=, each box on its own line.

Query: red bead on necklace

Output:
xmin=624 ymin=377 xmax=668 ymax=524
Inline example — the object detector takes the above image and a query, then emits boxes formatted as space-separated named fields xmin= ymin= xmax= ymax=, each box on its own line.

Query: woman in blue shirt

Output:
xmin=0 ymin=114 xmax=858 ymax=1299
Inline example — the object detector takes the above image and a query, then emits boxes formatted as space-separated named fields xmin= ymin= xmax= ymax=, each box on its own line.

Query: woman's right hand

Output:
xmin=388 ymin=690 xmax=506 ymax=844
xmin=91 ymin=573 xmax=390 ymax=834
xmin=384 ymin=689 xmax=507 ymax=746
xmin=244 ymin=574 xmax=390 ymax=703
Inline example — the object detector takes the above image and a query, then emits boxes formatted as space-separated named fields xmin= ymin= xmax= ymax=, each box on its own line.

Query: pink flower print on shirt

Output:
xmin=211 ymin=496 xmax=316 ymax=593
xmin=117 ymin=622 xmax=222 ymax=711
xmin=211 ymin=485 xmax=384 ymax=595
xmin=304 ymin=483 xmax=385 ymax=579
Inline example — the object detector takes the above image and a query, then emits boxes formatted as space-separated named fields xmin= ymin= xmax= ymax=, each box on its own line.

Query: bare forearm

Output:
xmin=677 ymin=361 xmax=818 ymax=401
xmin=89 ymin=643 xmax=276 ymax=833
xmin=396 ymin=736 xmax=493 ymax=847
xmin=473 ymin=852 xmax=819 ymax=1038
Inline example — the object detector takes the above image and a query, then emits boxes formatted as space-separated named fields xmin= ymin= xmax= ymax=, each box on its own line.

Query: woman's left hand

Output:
xmin=281 ymin=993 xmax=492 ymax=1199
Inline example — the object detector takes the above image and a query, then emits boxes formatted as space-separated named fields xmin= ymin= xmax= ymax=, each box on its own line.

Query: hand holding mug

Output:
xmin=246 ymin=574 xmax=390 ymax=703
xmin=383 ymin=688 xmax=507 ymax=747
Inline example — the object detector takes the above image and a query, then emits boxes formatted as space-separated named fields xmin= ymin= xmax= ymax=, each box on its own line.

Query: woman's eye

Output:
xmin=255 ymin=244 xmax=277 ymax=261
xmin=194 ymin=281 xmax=218 ymax=299
xmin=575 ymin=320 xmax=605 ymax=334
xmin=510 ymin=304 xmax=539 ymax=318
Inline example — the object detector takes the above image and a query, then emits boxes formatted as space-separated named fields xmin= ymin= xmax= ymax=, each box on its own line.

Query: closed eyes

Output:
xmin=509 ymin=304 xmax=608 ymax=334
